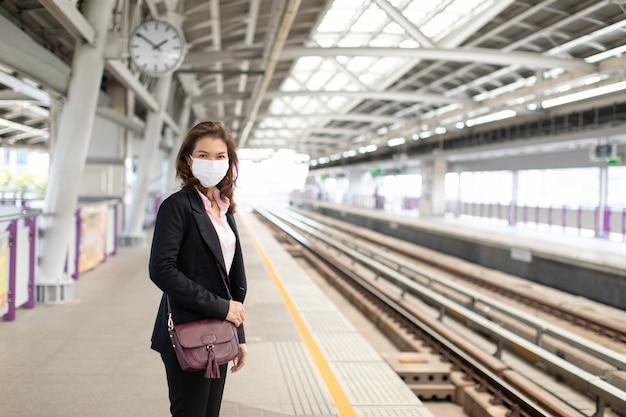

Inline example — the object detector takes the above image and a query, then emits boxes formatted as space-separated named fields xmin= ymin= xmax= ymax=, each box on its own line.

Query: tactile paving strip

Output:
xmin=302 ymin=310 xmax=357 ymax=333
xmin=276 ymin=341 xmax=337 ymax=416
xmin=332 ymin=361 xmax=421 ymax=405
xmin=355 ymin=405 xmax=435 ymax=417
xmin=314 ymin=332 xmax=382 ymax=362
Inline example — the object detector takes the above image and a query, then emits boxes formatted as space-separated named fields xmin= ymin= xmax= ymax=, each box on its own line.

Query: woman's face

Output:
xmin=189 ymin=136 xmax=228 ymax=162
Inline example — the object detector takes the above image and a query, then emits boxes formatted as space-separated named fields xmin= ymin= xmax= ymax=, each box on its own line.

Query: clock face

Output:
xmin=128 ymin=20 xmax=185 ymax=76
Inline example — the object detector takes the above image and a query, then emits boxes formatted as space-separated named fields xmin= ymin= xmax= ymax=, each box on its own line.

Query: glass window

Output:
xmin=458 ymin=171 xmax=512 ymax=204
xmin=518 ymin=168 xmax=599 ymax=207
xmin=607 ymin=166 xmax=626 ymax=207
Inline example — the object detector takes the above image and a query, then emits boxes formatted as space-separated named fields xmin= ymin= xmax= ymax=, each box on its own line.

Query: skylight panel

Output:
xmin=307 ymin=71 xmax=335 ymax=90
xmin=407 ymin=0 xmax=487 ymax=41
xmin=315 ymin=35 xmax=340 ymax=47
xmin=398 ymin=39 xmax=420 ymax=48
xmin=351 ymin=8 xmax=387 ymax=33
xmin=421 ymin=13 xmax=456 ymax=39
xmin=370 ymin=34 xmax=402 ymax=47
xmin=291 ymin=96 xmax=310 ymax=110
xmin=447 ymin=0 xmax=483 ymax=14
xmin=290 ymin=71 xmax=310 ymax=85
xmin=286 ymin=118 xmax=309 ymax=129
xmin=293 ymin=56 xmax=322 ymax=71
xmin=301 ymin=100 xmax=323 ymax=114
xmin=282 ymin=77 xmax=303 ymax=91
xmin=324 ymin=73 xmax=351 ymax=91
xmin=369 ymin=57 xmax=406 ymax=74
xmin=345 ymin=57 xmax=377 ymax=73
xmin=261 ymin=118 xmax=283 ymax=129
xmin=327 ymin=96 xmax=349 ymax=110
xmin=337 ymin=36 xmax=369 ymax=48
xmin=383 ymin=22 xmax=405 ymax=35
xmin=402 ymin=10 xmax=427 ymax=22
xmin=269 ymin=101 xmax=286 ymax=114
xmin=317 ymin=9 xmax=357 ymax=33
xmin=358 ymin=73 xmax=377 ymax=85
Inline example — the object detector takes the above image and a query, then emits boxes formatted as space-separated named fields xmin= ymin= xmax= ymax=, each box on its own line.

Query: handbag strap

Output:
xmin=166 ymin=262 xmax=232 ymax=330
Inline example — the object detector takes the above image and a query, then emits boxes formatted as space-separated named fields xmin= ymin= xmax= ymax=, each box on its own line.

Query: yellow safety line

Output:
xmin=242 ymin=215 xmax=358 ymax=417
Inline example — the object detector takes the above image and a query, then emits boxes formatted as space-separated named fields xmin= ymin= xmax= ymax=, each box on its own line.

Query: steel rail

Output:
xmin=281 ymin=208 xmax=626 ymax=371
xmin=258 ymin=207 xmax=626 ymax=417
xmin=255 ymin=207 xmax=554 ymax=417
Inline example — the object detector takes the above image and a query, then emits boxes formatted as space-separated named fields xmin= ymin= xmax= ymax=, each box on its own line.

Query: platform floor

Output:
xmin=305 ymin=201 xmax=626 ymax=269
xmin=0 ymin=206 xmax=432 ymax=417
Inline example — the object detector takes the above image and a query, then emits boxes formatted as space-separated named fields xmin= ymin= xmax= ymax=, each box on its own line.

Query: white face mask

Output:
xmin=189 ymin=156 xmax=229 ymax=188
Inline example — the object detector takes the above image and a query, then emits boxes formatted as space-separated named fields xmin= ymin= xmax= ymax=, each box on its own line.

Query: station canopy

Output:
xmin=0 ymin=0 xmax=625 ymax=167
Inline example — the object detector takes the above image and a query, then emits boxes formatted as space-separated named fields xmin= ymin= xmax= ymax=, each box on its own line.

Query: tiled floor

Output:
xmin=0 ymin=207 xmax=432 ymax=417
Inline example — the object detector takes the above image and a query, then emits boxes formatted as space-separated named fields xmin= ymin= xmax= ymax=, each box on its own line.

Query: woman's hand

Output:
xmin=226 ymin=299 xmax=245 ymax=327
xmin=230 ymin=343 xmax=248 ymax=373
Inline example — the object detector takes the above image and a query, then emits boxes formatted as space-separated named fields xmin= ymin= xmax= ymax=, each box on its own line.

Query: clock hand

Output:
xmin=152 ymin=39 xmax=169 ymax=51
xmin=136 ymin=32 xmax=158 ymax=48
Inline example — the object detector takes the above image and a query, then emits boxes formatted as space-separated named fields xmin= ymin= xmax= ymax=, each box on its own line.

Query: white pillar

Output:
xmin=38 ymin=0 xmax=117 ymax=292
xmin=419 ymin=150 xmax=447 ymax=216
xmin=122 ymin=75 xmax=173 ymax=242
xmin=166 ymin=98 xmax=191 ymax=194
xmin=597 ymin=165 xmax=608 ymax=237
xmin=509 ymin=170 xmax=519 ymax=226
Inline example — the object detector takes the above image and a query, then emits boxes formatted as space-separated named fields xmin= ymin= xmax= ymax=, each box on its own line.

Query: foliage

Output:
xmin=0 ymin=171 xmax=47 ymax=197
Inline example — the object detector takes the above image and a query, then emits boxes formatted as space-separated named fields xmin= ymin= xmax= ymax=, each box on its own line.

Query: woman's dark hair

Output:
xmin=176 ymin=121 xmax=239 ymax=213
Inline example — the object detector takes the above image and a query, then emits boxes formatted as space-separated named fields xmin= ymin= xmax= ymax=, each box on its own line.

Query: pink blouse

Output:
xmin=197 ymin=189 xmax=236 ymax=273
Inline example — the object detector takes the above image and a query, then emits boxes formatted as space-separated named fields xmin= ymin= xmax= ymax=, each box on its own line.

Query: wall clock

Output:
xmin=128 ymin=20 xmax=185 ymax=76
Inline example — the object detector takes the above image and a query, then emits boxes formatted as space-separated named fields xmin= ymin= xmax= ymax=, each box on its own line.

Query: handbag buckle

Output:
xmin=167 ymin=313 xmax=174 ymax=331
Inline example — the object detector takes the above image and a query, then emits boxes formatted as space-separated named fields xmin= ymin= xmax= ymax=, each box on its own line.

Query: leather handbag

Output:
xmin=166 ymin=265 xmax=240 ymax=379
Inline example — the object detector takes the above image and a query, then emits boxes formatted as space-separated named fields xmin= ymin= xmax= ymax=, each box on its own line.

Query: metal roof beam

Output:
xmin=39 ymin=0 xmax=95 ymax=44
xmin=371 ymin=0 xmax=434 ymax=47
xmin=0 ymin=13 xmax=70 ymax=95
xmin=238 ymin=0 xmax=302 ymax=148
xmin=262 ymin=113 xmax=405 ymax=124
xmin=280 ymin=47 xmax=596 ymax=73
xmin=264 ymin=90 xmax=472 ymax=105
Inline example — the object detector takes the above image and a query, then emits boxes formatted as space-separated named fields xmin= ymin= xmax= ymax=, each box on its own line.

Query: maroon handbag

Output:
xmin=166 ymin=266 xmax=240 ymax=379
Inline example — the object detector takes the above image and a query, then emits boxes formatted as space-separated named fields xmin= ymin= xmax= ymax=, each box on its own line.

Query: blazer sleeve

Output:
xmin=149 ymin=193 xmax=230 ymax=320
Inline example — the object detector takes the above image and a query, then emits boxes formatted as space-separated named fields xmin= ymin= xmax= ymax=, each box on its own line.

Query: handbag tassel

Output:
xmin=205 ymin=345 xmax=219 ymax=379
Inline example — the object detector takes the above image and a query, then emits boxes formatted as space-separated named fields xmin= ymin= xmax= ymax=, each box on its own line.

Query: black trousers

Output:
xmin=162 ymin=353 xmax=228 ymax=417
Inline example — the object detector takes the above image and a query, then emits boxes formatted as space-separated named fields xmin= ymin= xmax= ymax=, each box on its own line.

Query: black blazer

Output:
xmin=149 ymin=186 xmax=247 ymax=355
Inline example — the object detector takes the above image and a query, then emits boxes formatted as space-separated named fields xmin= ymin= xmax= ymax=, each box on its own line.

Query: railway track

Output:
xmin=295 ymin=208 xmax=626 ymax=345
xmin=254 ymin=206 xmax=626 ymax=417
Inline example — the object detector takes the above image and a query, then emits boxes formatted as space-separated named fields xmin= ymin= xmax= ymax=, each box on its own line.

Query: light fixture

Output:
xmin=359 ymin=144 xmax=377 ymax=153
xmin=387 ymin=137 xmax=405 ymax=147
xmin=541 ymin=81 xmax=626 ymax=109
xmin=465 ymin=109 xmax=516 ymax=127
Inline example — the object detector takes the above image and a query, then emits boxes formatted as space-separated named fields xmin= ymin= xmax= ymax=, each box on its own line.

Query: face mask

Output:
xmin=189 ymin=156 xmax=229 ymax=188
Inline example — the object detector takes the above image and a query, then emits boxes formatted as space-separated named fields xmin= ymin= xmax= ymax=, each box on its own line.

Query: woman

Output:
xmin=149 ymin=121 xmax=248 ymax=417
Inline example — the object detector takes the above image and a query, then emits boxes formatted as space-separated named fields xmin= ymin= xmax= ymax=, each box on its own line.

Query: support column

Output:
xmin=121 ymin=75 xmax=173 ymax=244
xmin=166 ymin=98 xmax=191 ymax=194
xmin=597 ymin=165 xmax=609 ymax=238
xmin=509 ymin=170 xmax=519 ymax=226
xmin=419 ymin=150 xmax=447 ymax=217
xmin=38 ymin=0 xmax=117 ymax=301
xmin=344 ymin=168 xmax=364 ymax=207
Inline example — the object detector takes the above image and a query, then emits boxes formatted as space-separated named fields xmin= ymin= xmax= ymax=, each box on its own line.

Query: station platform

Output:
xmin=0 ymin=206 xmax=433 ymax=417
xmin=299 ymin=201 xmax=626 ymax=311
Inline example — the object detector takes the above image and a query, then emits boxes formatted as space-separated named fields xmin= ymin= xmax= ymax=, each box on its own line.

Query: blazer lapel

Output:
xmin=188 ymin=190 xmax=227 ymax=271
